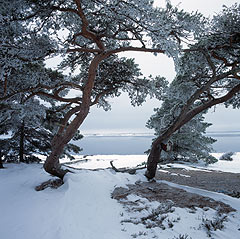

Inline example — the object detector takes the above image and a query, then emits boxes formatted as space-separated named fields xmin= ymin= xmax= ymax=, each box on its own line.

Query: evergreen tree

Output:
xmin=15 ymin=0 xmax=202 ymax=178
xmin=164 ymin=117 xmax=217 ymax=164
xmin=0 ymin=101 xmax=83 ymax=164
xmin=0 ymin=63 xmax=83 ymax=164
xmin=145 ymin=4 xmax=240 ymax=179
xmin=1 ymin=0 xmax=239 ymax=180
xmin=0 ymin=1 xmax=83 ymax=165
xmin=147 ymin=83 xmax=217 ymax=164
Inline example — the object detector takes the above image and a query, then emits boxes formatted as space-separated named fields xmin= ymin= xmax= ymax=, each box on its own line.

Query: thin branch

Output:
xmin=66 ymin=48 xmax=102 ymax=54
xmin=201 ymin=50 xmax=216 ymax=76
xmin=54 ymin=105 xmax=82 ymax=138
xmin=211 ymin=51 xmax=238 ymax=67
xmin=74 ymin=0 xmax=89 ymax=27
xmin=110 ymin=160 xmax=146 ymax=174
xmin=107 ymin=46 xmax=165 ymax=55
xmin=3 ymin=72 xmax=8 ymax=97
xmin=0 ymin=82 xmax=83 ymax=101
xmin=51 ymin=6 xmax=79 ymax=15
xmin=90 ymin=88 xmax=116 ymax=106
xmin=233 ymin=72 xmax=240 ymax=80
xmin=53 ymin=103 xmax=73 ymax=113
xmin=26 ymin=91 xmax=82 ymax=104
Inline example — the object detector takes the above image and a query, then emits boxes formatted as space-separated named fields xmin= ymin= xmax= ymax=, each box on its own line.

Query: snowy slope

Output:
xmin=0 ymin=164 xmax=139 ymax=239
xmin=1 ymin=154 xmax=240 ymax=239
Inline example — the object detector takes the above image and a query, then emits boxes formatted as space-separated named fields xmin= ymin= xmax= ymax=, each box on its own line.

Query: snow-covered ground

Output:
xmin=0 ymin=153 xmax=240 ymax=239
xmin=61 ymin=152 xmax=240 ymax=172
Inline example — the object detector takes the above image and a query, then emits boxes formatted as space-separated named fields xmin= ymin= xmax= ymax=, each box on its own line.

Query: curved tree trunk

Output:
xmin=43 ymin=143 xmax=68 ymax=179
xmin=43 ymin=107 xmax=89 ymax=179
xmin=145 ymin=83 xmax=240 ymax=180
xmin=145 ymin=143 xmax=162 ymax=179
xmin=43 ymin=54 xmax=106 ymax=179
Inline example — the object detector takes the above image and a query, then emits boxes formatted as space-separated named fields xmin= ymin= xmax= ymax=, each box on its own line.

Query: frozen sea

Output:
xmin=76 ymin=131 xmax=240 ymax=155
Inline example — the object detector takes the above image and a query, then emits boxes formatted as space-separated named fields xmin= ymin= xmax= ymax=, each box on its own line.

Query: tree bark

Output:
xmin=43 ymin=107 xmax=89 ymax=179
xmin=145 ymin=143 xmax=162 ymax=179
xmin=19 ymin=121 xmax=25 ymax=163
xmin=0 ymin=150 xmax=4 ymax=168
xmin=43 ymin=54 xmax=107 ymax=179
xmin=43 ymin=145 xmax=69 ymax=179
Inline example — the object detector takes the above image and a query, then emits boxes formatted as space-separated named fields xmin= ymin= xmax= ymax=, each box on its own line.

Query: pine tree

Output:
xmin=0 ymin=63 xmax=83 ymax=164
xmin=145 ymin=4 xmax=240 ymax=179
xmin=1 ymin=1 xmax=239 ymax=180
xmin=17 ymin=0 xmax=202 ymax=178
xmin=0 ymin=1 xmax=83 ymax=165
xmin=147 ymin=107 xmax=217 ymax=164
xmin=0 ymin=97 xmax=83 ymax=164
xmin=147 ymin=77 xmax=218 ymax=164
xmin=165 ymin=117 xmax=217 ymax=164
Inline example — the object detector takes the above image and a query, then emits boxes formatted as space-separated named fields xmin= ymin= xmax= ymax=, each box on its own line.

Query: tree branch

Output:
xmin=53 ymin=105 xmax=82 ymax=142
xmin=151 ymin=68 xmax=240 ymax=147
xmin=183 ymin=83 xmax=239 ymax=136
xmin=73 ymin=0 xmax=105 ymax=50
xmin=26 ymin=91 xmax=82 ymax=104
xmin=0 ymin=82 xmax=83 ymax=101
xmin=201 ymin=50 xmax=216 ymax=76
xmin=66 ymin=48 xmax=102 ymax=54
xmin=90 ymin=88 xmax=116 ymax=106
xmin=107 ymin=46 xmax=165 ymax=55
xmin=110 ymin=160 xmax=146 ymax=174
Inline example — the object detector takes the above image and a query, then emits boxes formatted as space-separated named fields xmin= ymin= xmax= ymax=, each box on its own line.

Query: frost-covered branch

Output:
xmin=0 ymin=82 xmax=83 ymax=102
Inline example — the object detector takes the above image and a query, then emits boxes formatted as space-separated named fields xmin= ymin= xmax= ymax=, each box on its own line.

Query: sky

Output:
xmin=80 ymin=0 xmax=239 ymax=134
xmin=47 ymin=0 xmax=239 ymax=134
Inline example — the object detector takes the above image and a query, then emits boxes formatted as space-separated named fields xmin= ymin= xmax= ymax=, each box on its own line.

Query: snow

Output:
xmin=0 ymin=164 xmax=139 ymax=239
xmin=206 ymin=152 xmax=240 ymax=173
xmin=59 ymin=152 xmax=240 ymax=174
xmin=1 ymin=153 xmax=240 ymax=239
xmin=61 ymin=154 xmax=148 ymax=169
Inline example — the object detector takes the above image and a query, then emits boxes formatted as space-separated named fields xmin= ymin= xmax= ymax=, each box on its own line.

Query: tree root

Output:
xmin=35 ymin=178 xmax=64 ymax=191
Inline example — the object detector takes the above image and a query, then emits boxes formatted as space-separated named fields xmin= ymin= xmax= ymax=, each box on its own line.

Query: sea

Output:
xmin=75 ymin=131 xmax=240 ymax=155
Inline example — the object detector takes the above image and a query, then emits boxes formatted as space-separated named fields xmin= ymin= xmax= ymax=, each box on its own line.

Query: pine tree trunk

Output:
xmin=43 ymin=107 xmax=90 ymax=179
xmin=0 ymin=150 xmax=4 ymax=168
xmin=145 ymin=143 xmax=162 ymax=179
xmin=43 ymin=144 xmax=68 ymax=180
xmin=43 ymin=54 xmax=106 ymax=179
xmin=19 ymin=122 xmax=25 ymax=163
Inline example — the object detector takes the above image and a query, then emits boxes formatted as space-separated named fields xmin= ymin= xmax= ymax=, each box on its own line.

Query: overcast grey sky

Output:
xmin=81 ymin=0 xmax=239 ymax=134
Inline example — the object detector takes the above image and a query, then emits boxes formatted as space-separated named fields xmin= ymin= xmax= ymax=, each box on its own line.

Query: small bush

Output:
xmin=172 ymin=234 xmax=192 ymax=239
xmin=201 ymin=214 xmax=227 ymax=237
xmin=219 ymin=152 xmax=234 ymax=161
